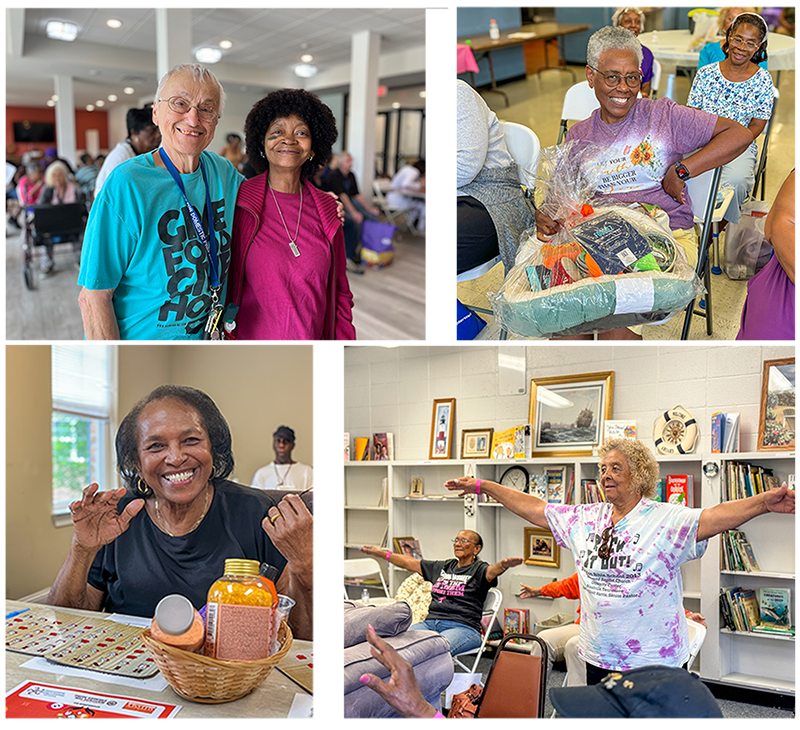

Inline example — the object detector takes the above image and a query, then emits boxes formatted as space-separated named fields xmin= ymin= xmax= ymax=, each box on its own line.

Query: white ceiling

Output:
xmin=6 ymin=8 xmax=426 ymax=108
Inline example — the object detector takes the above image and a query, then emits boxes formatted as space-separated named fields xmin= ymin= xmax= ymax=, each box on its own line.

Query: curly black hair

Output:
xmin=244 ymin=88 xmax=338 ymax=179
xmin=722 ymin=12 xmax=769 ymax=65
xmin=116 ymin=385 xmax=234 ymax=496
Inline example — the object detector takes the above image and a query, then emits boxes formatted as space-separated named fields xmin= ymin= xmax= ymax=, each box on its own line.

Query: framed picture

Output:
xmin=758 ymin=358 xmax=795 ymax=451
xmin=528 ymin=372 xmax=614 ymax=457
xmin=461 ymin=428 xmax=493 ymax=459
xmin=429 ymin=398 xmax=455 ymax=459
xmin=393 ymin=537 xmax=423 ymax=560
xmin=523 ymin=527 xmax=560 ymax=568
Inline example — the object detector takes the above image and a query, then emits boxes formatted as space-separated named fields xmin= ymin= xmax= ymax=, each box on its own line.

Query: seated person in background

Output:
xmin=361 ymin=531 xmax=521 ymax=656
xmin=324 ymin=151 xmax=380 ymax=274
xmin=387 ymin=159 xmax=426 ymax=234
xmin=16 ymin=162 xmax=44 ymax=209
xmin=220 ymin=133 xmax=244 ymax=171
xmin=38 ymin=160 xmax=85 ymax=274
xmin=612 ymin=7 xmax=654 ymax=97
xmin=688 ymin=12 xmax=773 ymax=228
xmin=520 ymin=575 xmax=707 ymax=687
xmin=252 ymin=425 xmax=314 ymax=490
xmin=737 ymin=169 xmax=794 ymax=340
xmin=75 ymin=153 xmax=99 ymax=202
xmin=698 ymin=7 xmax=768 ymax=70
xmin=456 ymin=79 xmax=536 ymax=276
xmin=536 ymin=26 xmax=752 ymax=339
xmin=94 ymin=107 xmax=161 ymax=196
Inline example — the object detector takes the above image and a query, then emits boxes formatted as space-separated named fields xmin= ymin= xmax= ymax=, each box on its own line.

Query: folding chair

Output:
xmin=684 ymin=618 xmax=707 ymax=670
xmin=343 ymin=557 xmax=393 ymax=605
xmin=453 ymin=587 xmax=502 ymax=672
xmin=474 ymin=633 xmax=549 ymax=718
xmin=498 ymin=121 xmax=541 ymax=194
xmin=680 ymin=166 xmax=733 ymax=339
xmin=556 ymin=81 xmax=600 ymax=144
xmin=650 ymin=58 xmax=662 ymax=98
xmin=752 ymin=87 xmax=780 ymax=202
xmin=372 ymin=179 xmax=406 ymax=229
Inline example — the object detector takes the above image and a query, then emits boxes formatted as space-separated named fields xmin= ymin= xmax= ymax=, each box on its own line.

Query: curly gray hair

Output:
xmin=586 ymin=26 xmax=643 ymax=68
xmin=612 ymin=7 xmax=646 ymax=31
xmin=597 ymin=438 xmax=659 ymax=499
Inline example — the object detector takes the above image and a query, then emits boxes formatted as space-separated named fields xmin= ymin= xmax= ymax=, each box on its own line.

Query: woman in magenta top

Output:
xmin=227 ymin=89 xmax=356 ymax=339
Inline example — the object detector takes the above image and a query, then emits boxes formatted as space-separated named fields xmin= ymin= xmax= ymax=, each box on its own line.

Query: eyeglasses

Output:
xmin=452 ymin=538 xmax=477 ymax=546
xmin=729 ymin=35 xmax=761 ymax=52
xmin=598 ymin=525 xmax=614 ymax=560
xmin=158 ymin=96 xmax=219 ymax=122
xmin=588 ymin=66 xmax=643 ymax=88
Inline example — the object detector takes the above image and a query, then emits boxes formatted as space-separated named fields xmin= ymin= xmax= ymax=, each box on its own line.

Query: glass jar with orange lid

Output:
xmin=204 ymin=558 xmax=278 ymax=661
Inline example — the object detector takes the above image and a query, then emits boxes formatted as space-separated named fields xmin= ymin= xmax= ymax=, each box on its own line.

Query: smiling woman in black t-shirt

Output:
xmin=361 ymin=531 xmax=521 ymax=655
xmin=47 ymin=384 xmax=313 ymax=640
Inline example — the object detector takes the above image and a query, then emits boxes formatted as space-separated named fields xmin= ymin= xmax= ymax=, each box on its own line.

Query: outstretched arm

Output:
xmin=486 ymin=556 xmax=523 ymax=583
xmin=697 ymin=484 xmax=795 ymax=542
xmin=361 ymin=545 xmax=422 ymax=576
xmin=445 ymin=477 xmax=550 ymax=528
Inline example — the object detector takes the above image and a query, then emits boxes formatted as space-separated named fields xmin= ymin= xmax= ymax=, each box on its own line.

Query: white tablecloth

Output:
xmin=643 ymin=30 xmax=795 ymax=71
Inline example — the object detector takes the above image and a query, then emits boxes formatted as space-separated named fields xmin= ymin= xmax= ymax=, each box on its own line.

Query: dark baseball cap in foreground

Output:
xmin=550 ymin=666 xmax=723 ymax=718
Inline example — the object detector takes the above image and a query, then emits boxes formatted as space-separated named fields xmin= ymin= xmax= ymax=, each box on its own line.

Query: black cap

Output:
xmin=273 ymin=426 xmax=295 ymax=442
xmin=550 ymin=666 xmax=723 ymax=718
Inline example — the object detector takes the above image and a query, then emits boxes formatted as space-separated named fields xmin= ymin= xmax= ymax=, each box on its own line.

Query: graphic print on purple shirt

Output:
xmin=545 ymin=499 xmax=707 ymax=670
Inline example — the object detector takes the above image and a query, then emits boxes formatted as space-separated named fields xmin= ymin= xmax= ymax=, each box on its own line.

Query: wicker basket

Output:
xmin=141 ymin=622 xmax=293 ymax=703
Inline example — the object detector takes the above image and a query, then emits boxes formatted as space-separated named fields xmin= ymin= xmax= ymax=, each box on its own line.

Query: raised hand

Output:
xmin=69 ymin=483 xmax=144 ymax=551
xmin=444 ymin=477 xmax=478 ymax=496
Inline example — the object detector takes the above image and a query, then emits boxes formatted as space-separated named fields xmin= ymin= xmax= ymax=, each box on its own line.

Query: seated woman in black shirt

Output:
xmin=47 ymin=385 xmax=313 ymax=639
xmin=361 ymin=531 xmax=521 ymax=655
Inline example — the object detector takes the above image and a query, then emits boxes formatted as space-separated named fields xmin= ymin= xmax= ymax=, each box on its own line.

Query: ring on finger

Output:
xmin=269 ymin=512 xmax=282 ymax=524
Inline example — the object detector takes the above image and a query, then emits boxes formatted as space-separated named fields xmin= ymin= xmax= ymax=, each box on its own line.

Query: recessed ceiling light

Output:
xmin=392 ymin=102 xmax=401 ymax=109
xmin=219 ymin=40 xmax=233 ymax=50
xmin=195 ymin=46 xmax=222 ymax=64
xmin=86 ymin=105 xmax=95 ymax=111
xmin=123 ymin=87 xmax=135 ymax=95
xmin=96 ymin=100 xmax=105 ymax=107
xmin=106 ymin=19 xmax=123 ymax=29
xmin=46 ymin=20 xmax=78 ymax=42
xmin=50 ymin=94 xmax=59 ymax=102
xmin=108 ymin=94 xmax=118 ymax=102
xmin=419 ymin=90 xmax=426 ymax=98
xmin=301 ymin=54 xmax=313 ymax=63
xmin=294 ymin=63 xmax=318 ymax=78
xmin=46 ymin=100 xmax=56 ymax=107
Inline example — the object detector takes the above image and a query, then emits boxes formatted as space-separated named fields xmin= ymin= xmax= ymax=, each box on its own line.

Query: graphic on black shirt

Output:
xmin=156 ymin=197 xmax=231 ymax=336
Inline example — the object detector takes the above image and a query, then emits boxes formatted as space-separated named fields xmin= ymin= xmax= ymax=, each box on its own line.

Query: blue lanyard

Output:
xmin=158 ymin=148 xmax=219 ymax=292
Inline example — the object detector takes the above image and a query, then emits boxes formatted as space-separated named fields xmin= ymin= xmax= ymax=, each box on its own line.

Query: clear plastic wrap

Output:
xmin=489 ymin=204 xmax=705 ymax=338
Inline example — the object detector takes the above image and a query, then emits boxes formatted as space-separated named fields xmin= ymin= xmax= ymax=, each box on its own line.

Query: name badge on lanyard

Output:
xmin=159 ymin=148 xmax=223 ymax=339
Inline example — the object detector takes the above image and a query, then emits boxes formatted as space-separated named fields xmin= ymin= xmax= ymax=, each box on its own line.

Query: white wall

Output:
xmin=344 ymin=344 xmax=795 ymax=458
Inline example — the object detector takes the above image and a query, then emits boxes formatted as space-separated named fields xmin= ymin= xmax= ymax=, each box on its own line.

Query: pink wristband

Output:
xmin=434 ymin=711 xmax=445 ymax=718
xmin=385 ymin=550 xmax=393 ymax=561
xmin=475 ymin=479 xmax=482 ymax=495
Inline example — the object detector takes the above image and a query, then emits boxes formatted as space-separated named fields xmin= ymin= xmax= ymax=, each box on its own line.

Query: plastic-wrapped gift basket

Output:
xmin=488 ymin=141 xmax=704 ymax=338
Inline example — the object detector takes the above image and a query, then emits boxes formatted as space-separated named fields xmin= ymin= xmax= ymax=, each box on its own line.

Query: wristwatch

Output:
xmin=674 ymin=161 xmax=691 ymax=181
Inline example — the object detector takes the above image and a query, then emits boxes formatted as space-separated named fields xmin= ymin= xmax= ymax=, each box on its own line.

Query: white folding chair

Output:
xmin=556 ymin=81 xmax=601 ymax=144
xmin=372 ymin=178 xmax=406 ymax=229
xmin=685 ymin=618 xmax=707 ymax=669
xmin=680 ymin=166 xmax=733 ymax=339
xmin=343 ymin=557 xmax=393 ymax=605
xmin=453 ymin=587 xmax=503 ymax=672
xmin=498 ymin=121 xmax=541 ymax=195
xmin=752 ymin=86 xmax=780 ymax=201
xmin=650 ymin=58 xmax=662 ymax=98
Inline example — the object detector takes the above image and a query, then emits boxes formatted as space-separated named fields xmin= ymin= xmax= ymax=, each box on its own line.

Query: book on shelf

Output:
xmin=711 ymin=413 xmax=740 ymax=453
xmin=530 ymin=474 xmax=547 ymax=501
xmin=377 ymin=477 xmax=389 ymax=507
xmin=756 ymin=587 xmax=792 ymax=633
xmin=603 ymin=420 xmax=636 ymax=443
xmin=581 ymin=478 xmax=606 ymax=504
xmin=380 ymin=524 xmax=389 ymax=549
xmin=503 ymin=608 xmax=529 ymax=642
xmin=721 ymin=586 xmax=795 ymax=635
xmin=355 ymin=437 xmax=370 ymax=461
xmin=720 ymin=529 xmax=760 ymax=572
xmin=546 ymin=466 xmax=567 ymax=504
xmin=371 ymin=432 xmax=394 ymax=461
xmin=491 ymin=428 xmax=515 ymax=460
xmin=665 ymin=474 xmax=694 ymax=507
xmin=723 ymin=461 xmax=779 ymax=501
xmin=720 ymin=586 xmax=760 ymax=632
xmin=344 ymin=432 xmax=350 ymax=461
xmin=564 ymin=470 xmax=576 ymax=506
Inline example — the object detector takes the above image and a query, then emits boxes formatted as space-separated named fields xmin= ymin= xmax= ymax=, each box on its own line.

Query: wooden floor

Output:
xmin=5 ymin=222 xmax=426 ymax=341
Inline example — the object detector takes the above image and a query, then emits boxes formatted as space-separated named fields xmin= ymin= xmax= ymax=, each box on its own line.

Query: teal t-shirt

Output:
xmin=78 ymin=150 xmax=243 ymax=339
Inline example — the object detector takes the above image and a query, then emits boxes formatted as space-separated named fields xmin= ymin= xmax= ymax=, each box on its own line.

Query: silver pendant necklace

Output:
xmin=273 ymin=462 xmax=293 ymax=486
xmin=269 ymin=179 xmax=303 ymax=257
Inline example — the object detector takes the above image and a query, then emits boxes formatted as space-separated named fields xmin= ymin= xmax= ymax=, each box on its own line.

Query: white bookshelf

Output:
xmin=344 ymin=452 xmax=795 ymax=694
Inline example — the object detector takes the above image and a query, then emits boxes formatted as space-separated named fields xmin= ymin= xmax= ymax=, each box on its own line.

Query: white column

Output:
xmin=348 ymin=30 xmax=380 ymax=200
xmin=53 ymin=75 xmax=77 ymax=169
xmin=155 ymin=9 xmax=193 ymax=84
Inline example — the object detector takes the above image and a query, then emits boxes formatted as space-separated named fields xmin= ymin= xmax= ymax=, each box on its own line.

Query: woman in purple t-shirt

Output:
xmin=535 ymin=26 xmax=752 ymax=340
xmin=612 ymin=7 xmax=654 ymax=98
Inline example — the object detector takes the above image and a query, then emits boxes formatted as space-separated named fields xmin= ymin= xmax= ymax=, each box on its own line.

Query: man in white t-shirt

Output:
xmin=251 ymin=426 xmax=313 ymax=491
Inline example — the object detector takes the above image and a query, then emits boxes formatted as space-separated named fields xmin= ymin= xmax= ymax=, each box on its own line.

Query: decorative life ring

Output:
xmin=653 ymin=404 xmax=698 ymax=455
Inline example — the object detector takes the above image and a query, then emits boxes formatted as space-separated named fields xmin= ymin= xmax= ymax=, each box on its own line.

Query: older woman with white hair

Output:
xmin=78 ymin=63 xmax=243 ymax=340
xmin=534 ymin=26 xmax=752 ymax=339
xmin=38 ymin=160 xmax=85 ymax=274
xmin=612 ymin=7 xmax=654 ymax=97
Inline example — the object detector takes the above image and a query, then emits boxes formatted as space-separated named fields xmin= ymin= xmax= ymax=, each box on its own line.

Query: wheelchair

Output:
xmin=23 ymin=202 xmax=86 ymax=290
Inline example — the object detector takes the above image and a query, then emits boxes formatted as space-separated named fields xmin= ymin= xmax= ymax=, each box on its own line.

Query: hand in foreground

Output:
xmin=69 ymin=483 xmax=144 ymax=551
xmin=661 ymin=165 xmax=687 ymax=205
xmin=359 ymin=625 xmax=438 ymax=718
xmin=535 ymin=209 xmax=563 ymax=241
xmin=325 ymin=191 xmax=345 ymax=224
xmin=764 ymin=483 xmax=795 ymax=514
xmin=444 ymin=476 xmax=479 ymax=496
xmin=519 ymin=583 xmax=543 ymax=599
xmin=686 ymin=611 xmax=707 ymax=628
xmin=262 ymin=494 xmax=313 ymax=569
